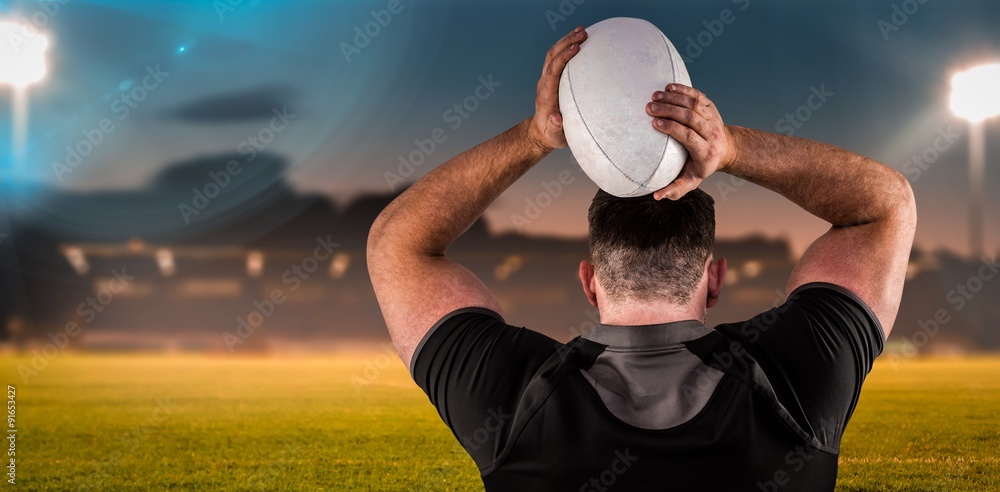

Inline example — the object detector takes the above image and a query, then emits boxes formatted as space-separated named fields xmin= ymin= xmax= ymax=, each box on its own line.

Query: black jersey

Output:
xmin=411 ymin=282 xmax=884 ymax=491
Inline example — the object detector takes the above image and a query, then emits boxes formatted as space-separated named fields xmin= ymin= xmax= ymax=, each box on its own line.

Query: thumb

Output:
xmin=549 ymin=112 xmax=563 ymax=128
xmin=654 ymin=172 xmax=701 ymax=201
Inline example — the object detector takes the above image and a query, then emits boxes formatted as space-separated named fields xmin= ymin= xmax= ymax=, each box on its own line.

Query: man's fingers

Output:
xmin=652 ymin=89 xmax=716 ymax=120
xmin=651 ymin=118 xmax=709 ymax=155
xmin=546 ymin=35 xmax=584 ymax=77
xmin=537 ymin=45 xmax=574 ymax=107
xmin=662 ymin=83 xmax=709 ymax=103
xmin=652 ymin=90 xmax=698 ymax=110
xmin=537 ymin=29 xmax=586 ymax=110
xmin=653 ymin=170 xmax=702 ymax=201
xmin=647 ymin=84 xmax=723 ymax=200
xmin=545 ymin=26 xmax=586 ymax=65
xmin=646 ymin=102 xmax=714 ymax=142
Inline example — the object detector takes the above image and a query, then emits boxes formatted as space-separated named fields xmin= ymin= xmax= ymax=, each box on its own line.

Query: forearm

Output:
xmin=369 ymin=118 xmax=550 ymax=257
xmin=721 ymin=125 xmax=912 ymax=227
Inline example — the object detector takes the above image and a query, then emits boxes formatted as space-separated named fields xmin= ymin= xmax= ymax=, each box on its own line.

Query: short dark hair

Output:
xmin=587 ymin=188 xmax=716 ymax=304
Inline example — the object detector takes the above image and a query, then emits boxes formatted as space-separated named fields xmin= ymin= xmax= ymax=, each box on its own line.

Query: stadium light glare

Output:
xmin=949 ymin=62 xmax=999 ymax=261
xmin=0 ymin=20 xmax=49 ymax=88
xmin=950 ymin=63 xmax=1000 ymax=123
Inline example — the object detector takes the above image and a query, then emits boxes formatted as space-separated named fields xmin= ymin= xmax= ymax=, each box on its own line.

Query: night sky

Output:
xmin=1 ymin=0 xmax=999 ymax=255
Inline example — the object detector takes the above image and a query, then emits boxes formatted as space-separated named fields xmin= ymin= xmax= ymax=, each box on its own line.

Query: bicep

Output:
xmin=787 ymin=214 xmax=914 ymax=337
xmin=368 ymin=252 xmax=501 ymax=368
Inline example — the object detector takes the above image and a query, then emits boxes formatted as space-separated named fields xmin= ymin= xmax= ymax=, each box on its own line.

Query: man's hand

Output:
xmin=646 ymin=83 xmax=736 ymax=201
xmin=528 ymin=26 xmax=588 ymax=152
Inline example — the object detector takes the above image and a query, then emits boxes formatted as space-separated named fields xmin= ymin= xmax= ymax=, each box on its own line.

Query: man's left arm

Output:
xmin=367 ymin=27 xmax=587 ymax=368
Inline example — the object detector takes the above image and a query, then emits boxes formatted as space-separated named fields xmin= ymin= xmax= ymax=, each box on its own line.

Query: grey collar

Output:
xmin=582 ymin=319 xmax=714 ymax=347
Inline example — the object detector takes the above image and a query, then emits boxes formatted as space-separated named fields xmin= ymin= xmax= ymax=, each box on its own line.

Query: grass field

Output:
xmin=1 ymin=353 xmax=998 ymax=491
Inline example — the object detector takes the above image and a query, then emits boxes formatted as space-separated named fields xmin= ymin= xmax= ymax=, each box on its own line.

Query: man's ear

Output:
xmin=579 ymin=260 xmax=599 ymax=307
xmin=706 ymin=256 xmax=727 ymax=309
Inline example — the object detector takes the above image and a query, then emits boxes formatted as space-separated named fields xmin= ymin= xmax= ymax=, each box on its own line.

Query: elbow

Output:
xmin=886 ymin=168 xmax=918 ymax=231
xmin=367 ymin=210 xmax=392 ymax=269
xmin=366 ymin=195 xmax=445 ymax=267
xmin=366 ymin=207 xmax=422 ymax=271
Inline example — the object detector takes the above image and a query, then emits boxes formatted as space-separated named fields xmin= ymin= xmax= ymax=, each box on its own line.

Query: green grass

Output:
xmin=835 ymin=356 xmax=1000 ymax=491
xmin=1 ymin=353 xmax=998 ymax=491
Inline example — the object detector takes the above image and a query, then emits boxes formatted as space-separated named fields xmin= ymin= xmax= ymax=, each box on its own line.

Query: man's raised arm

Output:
xmin=647 ymin=84 xmax=916 ymax=336
xmin=367 ymin=27 xmax=587 ymax=367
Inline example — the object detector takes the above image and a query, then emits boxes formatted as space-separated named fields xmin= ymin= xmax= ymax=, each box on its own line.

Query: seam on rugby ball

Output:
xmin=623 ymin=182 xmax=647 ymax=197
xmin=638 ymin=30 xmax=679 ymax=190
xmin=566 ymin=65 xmax=643 ymax=187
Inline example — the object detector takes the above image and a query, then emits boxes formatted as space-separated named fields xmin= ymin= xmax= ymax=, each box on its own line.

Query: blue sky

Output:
xmin=1 ymin=0 xmax=999 ymax=254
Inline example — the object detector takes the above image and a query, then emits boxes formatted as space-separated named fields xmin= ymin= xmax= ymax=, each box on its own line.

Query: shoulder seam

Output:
xmin=789 ymin=281 xmax=886 ymax=345
xmin=480 ymin=337 xmax=605 ymax=476
xmin=408 ymin=306 xmax=504 ymax=377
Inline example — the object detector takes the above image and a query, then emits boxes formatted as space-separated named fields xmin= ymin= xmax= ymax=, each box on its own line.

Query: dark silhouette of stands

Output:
xmin=0 ymin=152 xmax=996 ymax=352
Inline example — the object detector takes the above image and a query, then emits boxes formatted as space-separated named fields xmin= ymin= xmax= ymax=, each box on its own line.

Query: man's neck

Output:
xmin=597 ymin=298 xmax=705 ymax=326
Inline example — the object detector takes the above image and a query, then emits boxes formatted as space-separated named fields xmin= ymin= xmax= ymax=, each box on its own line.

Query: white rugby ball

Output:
xmin=559 ymin=17 xmax=691 ymax=197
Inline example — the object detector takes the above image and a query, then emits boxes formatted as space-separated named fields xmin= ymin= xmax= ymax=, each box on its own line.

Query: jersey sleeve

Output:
xmin=713 ymin=282 xmax=885 ymax=450
xmin=410 ymin=307 xmax=562 ymax=469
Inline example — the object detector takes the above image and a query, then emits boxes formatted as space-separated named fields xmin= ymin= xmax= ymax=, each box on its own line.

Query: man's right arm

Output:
xmin=646 ymin=83 xmax=916 ymax=337
xmin=719 ymin=125 xmax=916 ymax=337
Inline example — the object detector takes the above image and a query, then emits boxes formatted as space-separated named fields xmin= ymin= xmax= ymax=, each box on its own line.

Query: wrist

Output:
xmin=718 ymin=124 xmax=741 ymax=173
xmin=522 ymin=117 xmax=555 ymax=156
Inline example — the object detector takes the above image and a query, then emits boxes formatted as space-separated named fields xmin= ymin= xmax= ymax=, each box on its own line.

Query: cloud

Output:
xmin=164 ymin=86 xmax=295 ymax=123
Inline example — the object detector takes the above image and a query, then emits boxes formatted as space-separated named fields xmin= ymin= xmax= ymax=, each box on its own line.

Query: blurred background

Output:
xmin=1 ymin=0 xmax=999 ymax=357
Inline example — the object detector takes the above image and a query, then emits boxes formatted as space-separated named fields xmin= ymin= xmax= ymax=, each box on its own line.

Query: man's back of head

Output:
xmin=588 ymin=188 xmax=715 ymax=305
